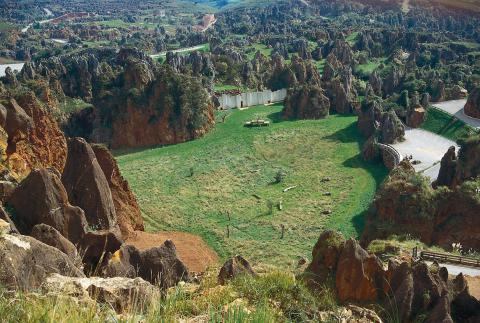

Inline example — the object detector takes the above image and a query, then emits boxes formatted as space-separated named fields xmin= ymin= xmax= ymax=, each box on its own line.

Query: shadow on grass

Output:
xmin=266 ymin=110 xmax=285 ymax=123
xmin=343 ymin=154 xmax=388 ymax=236
xmin=321 ymin=116 xmax=361 ymax=143
xmin=324 ymin=116 xmax=389 ymax=237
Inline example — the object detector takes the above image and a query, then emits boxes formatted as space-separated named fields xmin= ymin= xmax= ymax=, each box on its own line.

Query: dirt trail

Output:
xmin=126 ymin=231 xmax=219 ymax=273
xmin=466 ymin=276 xmax=480 ymax=300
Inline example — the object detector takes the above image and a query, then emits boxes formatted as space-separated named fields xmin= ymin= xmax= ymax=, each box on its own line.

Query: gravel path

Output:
xmin=432 ymin=99 xmax=480 ymax=129
xmin=391 ymin=128 xmax=458 ymax=181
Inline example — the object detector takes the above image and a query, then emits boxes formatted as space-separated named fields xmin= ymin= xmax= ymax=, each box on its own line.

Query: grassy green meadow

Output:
xmin=116 ymin=104 xmax=387 ymax=266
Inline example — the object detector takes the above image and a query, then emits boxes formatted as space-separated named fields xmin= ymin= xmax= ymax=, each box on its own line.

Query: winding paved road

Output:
xmin=391 ymin=128 xmax=458 ymax=181
xmin=432 ymin=99 xmax=480 ymax=129
xmin=426 ymin=261 xmax=480 ymax=277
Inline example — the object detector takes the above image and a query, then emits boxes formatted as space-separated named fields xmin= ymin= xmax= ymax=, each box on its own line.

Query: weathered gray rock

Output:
xmin=7 ymin=168 xmax=88 ymax=243
xmin=42 ymin=273 xmax=157 ymax=313
xmin=0 ymin=233 xmax=84 ymax=290
xmin=31 ymin=224 xmax=78 ymax=260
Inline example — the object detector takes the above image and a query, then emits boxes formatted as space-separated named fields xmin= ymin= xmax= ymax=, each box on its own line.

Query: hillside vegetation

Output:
xmin=117 ymin=104 xmax=387 ymax=265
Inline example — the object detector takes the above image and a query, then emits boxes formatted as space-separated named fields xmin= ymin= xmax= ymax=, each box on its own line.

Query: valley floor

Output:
xmin=116 ymin=104 xmax=387 ymax=266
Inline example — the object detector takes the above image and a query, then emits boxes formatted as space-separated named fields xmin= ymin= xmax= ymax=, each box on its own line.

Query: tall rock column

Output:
xmin=62 ymin=137 xmax=118 ymax=232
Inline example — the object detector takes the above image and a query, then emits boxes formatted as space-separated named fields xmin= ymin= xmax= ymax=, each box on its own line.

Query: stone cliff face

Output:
xmin=0 ymin=91 xmax=67 ymax=180
xmin=109 ymin=69 xmax=214 ymax=149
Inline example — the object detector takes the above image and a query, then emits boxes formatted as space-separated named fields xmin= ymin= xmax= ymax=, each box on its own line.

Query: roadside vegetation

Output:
xmin=420 ymin=106 xmax=477 ymax=141
xmin=117 ymin=104 xmax=387 ymax=266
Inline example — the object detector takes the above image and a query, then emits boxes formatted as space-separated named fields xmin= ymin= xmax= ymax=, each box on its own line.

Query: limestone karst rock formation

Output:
xmin=282 ymin=85 xmax=330 ymax=119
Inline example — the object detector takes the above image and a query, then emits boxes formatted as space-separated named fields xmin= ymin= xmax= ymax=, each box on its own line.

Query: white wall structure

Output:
xmin=217 ymin=89 xmax=287 ymax=110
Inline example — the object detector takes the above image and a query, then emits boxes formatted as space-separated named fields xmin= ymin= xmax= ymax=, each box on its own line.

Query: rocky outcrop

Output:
xmin=406 ymin=106 xmax=426 ymax=128
xmin=433 ymin=146 xmax=457 ymax=188
xmin=335 ymin=239 xmax=385 ymax=302
xmin=357 ymin=100 xmax=382 ymax=138
xmin=31 ymin=224 xmax=78 ymax=260
xmin=451 ymin=273 xmax=480 ymax=322
xmin=91 ymin=144 xmax=144 ymax=237
xmin=282 ymin=85 xmax=330 ymax=120
xmin=103 ymin=240 xmax=189 ymax=289
xmin=0 ymin=207 xmax=17 ymax=233
xmin=304 ymin=230 xmax=345 ymax=285
xmin=0 ymin=232 xmax=84 ymax=290
xmin=326 ymin=67 xmax=358 ymax=115
xmin=7 ymin=168 xmax=88 ymax=243
xmin=362 ymin=160 xmax=480 ymax=251
xmin=381 ymin=110 xmax=405 ymax=144
xmin=12 ymin=92 xmax=67 ymax=176
xmin=451 ymin=135 xmax=480 ymax=187
xmin=362 ymin=136 xmax=380 ymax=162
xmin=80 ymin=230 xmax=123 ymax=272
xmin=329 ymin=40 xmax=355 ymax=67
xmin=62 ymin=137 xmax=118 ymax=231
xmin=305 ymin=231 xmax=470 ymax=322
xmin=464 ymin=87 xmax=480 ymax=119
xmin=0 ymin=92 xmax=67 ymax=179
xmin=109 ymin=69 xmax=215 ymax=149
xmin=42 ymin=273 xmax=157 ymax=313
xmin=305 ymin=232 xmax=385 ymax=303
xmin=218 ymin=255 xmax=257 ymax=285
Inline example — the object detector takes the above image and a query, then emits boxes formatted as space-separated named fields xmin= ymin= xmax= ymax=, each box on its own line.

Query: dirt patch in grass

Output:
xmin=126 ymin=231 xmax=219 ymax=273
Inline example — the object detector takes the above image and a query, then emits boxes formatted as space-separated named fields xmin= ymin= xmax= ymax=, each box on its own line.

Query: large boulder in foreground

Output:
xmin=103 ymin=240 xmax=189 ymax=289
xmin=62 ymin=137 xmax=118 ymax=231
xmin=0 ymin=232 xmax=84 ymax=290
xmin=464 ymin=87 xmax=480 ymax=119
xmin=335 ymin=238 xmax=386 ymax=302
xmin=80 ymin=230 xmax=123 ymax=273
xmin=282 ymin=85 xmax=330 ymax=120
xmin=31 ymin=223 xmax=78 ymax=260
xmin=42 ymin=273 xmax=157 ymax=313
xmin=7 ymin=168 xmax=88 ymax=243
xmin=218 ymin=255 xmax=257 ymax=285
xmin=304 ymin=230 xmax=345 ymax=286
xmin=91 ymin=144 xmax=144 ymax=237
